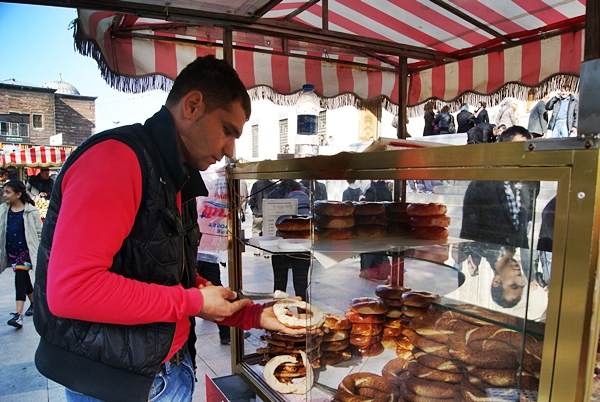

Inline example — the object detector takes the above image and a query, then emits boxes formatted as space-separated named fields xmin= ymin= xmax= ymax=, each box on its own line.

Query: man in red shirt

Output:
xmin=33 ymin=55 xmax=306 ymax=402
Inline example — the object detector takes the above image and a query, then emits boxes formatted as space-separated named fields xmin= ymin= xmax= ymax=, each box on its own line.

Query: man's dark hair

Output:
xmin=498 ymin=126 xmax=532 ymax=142
xmin=562 ymin=84 xmax=571 ymax=92
xmin=347 ymin=180 xmax=355 ymax=184
xmin=491 ymin=280 xmax=521 ymax=308
xmin=479 ymin=101 xmax=487 ymax=108
xmin=166 ymin=55 xmax=251 ymax=120
xmin=0 ymin=168 xmax=6 ymax=175
xmin=441 ymin=105 xmax=450 ymax=113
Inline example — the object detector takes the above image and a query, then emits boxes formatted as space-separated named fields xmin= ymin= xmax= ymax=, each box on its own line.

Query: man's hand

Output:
xmin=259 ymin=297 xmax=323 ymax=336
xmin=197 ymin=286 xmax=251 ymax=322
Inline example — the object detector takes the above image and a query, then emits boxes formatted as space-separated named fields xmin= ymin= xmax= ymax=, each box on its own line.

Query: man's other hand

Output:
xmin=259 ymin=297 xmax=323 ymax=336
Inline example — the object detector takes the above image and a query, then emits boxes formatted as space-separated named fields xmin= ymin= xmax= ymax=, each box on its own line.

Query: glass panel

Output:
xmin=238 ymin=176 xmax=556 ymax=401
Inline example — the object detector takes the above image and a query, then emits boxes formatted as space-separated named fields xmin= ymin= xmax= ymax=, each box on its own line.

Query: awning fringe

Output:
xmin=72 ymin=18 xmax=173 ymax=93
xmin=72 ymin=18 xmax=579 ymax=118
xmin=405 ymin=75 xmax=579 ymax=118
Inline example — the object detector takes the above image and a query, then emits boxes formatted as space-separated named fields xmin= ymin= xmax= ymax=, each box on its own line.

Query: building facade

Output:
xmin=0 ymin=78 xmax=96 ymax=147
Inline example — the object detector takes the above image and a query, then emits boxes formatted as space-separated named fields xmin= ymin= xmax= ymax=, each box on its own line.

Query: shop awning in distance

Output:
xmin=2 ymin=146 xmax=72 ymax=168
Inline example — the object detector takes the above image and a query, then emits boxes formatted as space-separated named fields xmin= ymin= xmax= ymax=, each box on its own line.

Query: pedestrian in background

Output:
xmin=474 ymin=101 xmax=489 ymax=125
xmin=528 ymin=93 xmax=550 ymax=138
xmin=456 ymin=104 xmax=475 ymax=133
xmin=0 ymin=180 xmax=42 ymax=329
xmin=545 ymin=85 xmax=579 ymax=138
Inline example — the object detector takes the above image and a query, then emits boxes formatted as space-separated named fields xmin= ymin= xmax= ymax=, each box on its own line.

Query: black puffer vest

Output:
xmin=33 ymin=107 xmax=207 ymax=402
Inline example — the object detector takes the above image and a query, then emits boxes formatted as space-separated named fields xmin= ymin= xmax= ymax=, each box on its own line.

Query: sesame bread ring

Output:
xmin=381 ymin=357 xmax=410 ymax=383
xmin=405 ymin=376 xmax=459 ymax=399
xmin=334 ymin=372 xmax=393 ymax=402
xmin=323 ymin=313 xmax=352 ymax=330
xmin=353 ymin=202 xmax=386 ymax=216
xmin=351 ymin=323 xmax=383 ymax=336
xmin=345 ymin=311 xmax=386 ymax=324
xmin=409 ymin=361 xmax=462 ymax=383
xmin=263 ymin=351 xmax=313 ymax=395
xmin=410 ymin=226 xmax=449 ymax=240
xmin=406 ymin=203 xmax=448 ymax=216
xmin=350 ymin=297 xmax=389 ymax=315
xmin=315 ymin=214 xmax=355 ymax=229
xmin=275 ymin=215 xmax=311 ymax=231
xmin=352 ymin=342 xmax=385 ymax=357
xmin=375 ymin=285 xmax=412 ymax=299
xmin=354 ymin=214 xmax=388 ymax=226
xmin=323 ymin=329 xmax=350 ymax=342
xmin=401 ymin=291 xmax=441 ymax=308
xmin=350 ymin=334 xmax=383 ymax=348
xmin=276 ymin=229 xmax=311 ymax=239
xmin=273 ymin=299 xmax=325 ymax=329
xmin=321 ymin=339 xmax=351 ymax=352
xmin=315 ymin=227 xmax=355 ymax=240
xmin=409 ymin=214 xmax=451 ymax=228
xmin=386 ymin=222 xmax=412 ymax=235
xmin=354 ymin=224 xmax=387 ymax=238
xmin=382 ymin=202 xmax=408 ymax=214
xmin=321 ymin=350 xmax=352 ymax=366
xmin=314 ymin=201 xmax=355 ymax=216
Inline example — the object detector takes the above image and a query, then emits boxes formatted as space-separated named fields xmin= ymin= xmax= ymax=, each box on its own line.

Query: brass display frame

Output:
xmin=226 ymin=139 xmax=600 ymax=402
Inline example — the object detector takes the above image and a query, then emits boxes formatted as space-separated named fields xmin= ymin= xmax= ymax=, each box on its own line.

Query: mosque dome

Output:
xmin=45 ymin=74 xmax=80 ymax=95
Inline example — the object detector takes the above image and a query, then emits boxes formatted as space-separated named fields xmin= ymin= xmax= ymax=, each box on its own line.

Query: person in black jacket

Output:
xmin=545 ymin=85 xmax=579 ymax=138
xmin=456 ymin=104 xmax=475 ymax=133
xmin=433 ymin=106 xmax=455 ymax=134
xmin=33 ymin=55 xmax=308 ymax=402
xmin=342 ymin=180 xmax=364 ymax=202
xmin=473 ymin=101 xmax=489 ymax=125
xmin=423 ymin=102 xmax=436 ymax=136
xmin=459 ymin=126 xmax=537 ymax=308
xmin=527 ymin=93 xmax=550 ymax=137
xmin=466 ymin=123 xmax=506 ymax=144
xmin=300 ymin=179 xmax=327 ymax=201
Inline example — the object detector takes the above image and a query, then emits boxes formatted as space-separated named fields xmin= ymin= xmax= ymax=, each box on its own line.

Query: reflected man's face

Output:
xmin=493 ymin=259 xmax=526 ymax=304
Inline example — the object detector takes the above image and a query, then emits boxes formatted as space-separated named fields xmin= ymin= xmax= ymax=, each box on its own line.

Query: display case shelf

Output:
xmin=227 ymin=141 xmax=600 ymax=401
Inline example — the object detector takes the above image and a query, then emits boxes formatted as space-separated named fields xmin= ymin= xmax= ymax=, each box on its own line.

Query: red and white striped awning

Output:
xmin=71 ymin=0 xmax=586 ymax=111
xmin=2 ymin=146 xmax=72 ymax=168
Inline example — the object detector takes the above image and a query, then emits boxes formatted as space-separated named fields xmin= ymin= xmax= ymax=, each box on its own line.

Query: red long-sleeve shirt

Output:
xmin=46 ymin=140 xmax=262 ymax=361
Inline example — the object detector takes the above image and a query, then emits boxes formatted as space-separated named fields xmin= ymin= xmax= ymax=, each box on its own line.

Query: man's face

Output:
xmin=40 ymin=170 xmax=50 ymax=179
xmin=179 ymin=100 xmax=246 ymax=171
xmin=560 ymin=89 xmax=570 ymax=99
xmin=494 ymin=260 xmax=526 ymax=305
xmin=494 ymin=127 xmax=506 ymax=137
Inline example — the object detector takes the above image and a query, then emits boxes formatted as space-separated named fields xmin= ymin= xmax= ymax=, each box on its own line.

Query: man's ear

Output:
xmin=492 ymin=276 xmax=501 ymax=288
xmin=182 ymin=91 xmax=205 ymax=120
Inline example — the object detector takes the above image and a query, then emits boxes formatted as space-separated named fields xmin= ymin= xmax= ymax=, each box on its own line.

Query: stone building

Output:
xmin=0 ymin=76 xmax=96 ymax=147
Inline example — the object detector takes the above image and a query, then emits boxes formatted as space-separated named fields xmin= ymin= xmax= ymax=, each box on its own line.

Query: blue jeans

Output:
xmin=65 ymin=352 xmax=195 ymax=402
xmin=552 ymin=120 xmax=569 ymax=138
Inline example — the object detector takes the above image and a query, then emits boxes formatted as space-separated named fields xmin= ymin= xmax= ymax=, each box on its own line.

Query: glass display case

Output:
xmin=224 ymin=138 xmax=600 ymax=402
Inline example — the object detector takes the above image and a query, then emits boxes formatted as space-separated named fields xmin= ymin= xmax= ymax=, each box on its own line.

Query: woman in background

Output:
xmin=1 ymin=180 xmax=43 ymax=329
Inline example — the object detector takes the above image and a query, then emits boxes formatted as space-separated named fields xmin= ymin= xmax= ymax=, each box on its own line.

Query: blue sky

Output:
xmin=0 ymin=3 xmax=167 ymax=133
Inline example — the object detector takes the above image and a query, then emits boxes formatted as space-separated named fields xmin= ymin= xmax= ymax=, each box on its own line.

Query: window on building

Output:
xmin=32 ymin=114 xmax=43 ymax=129
xmin=0 ymin=122 xmax=8 ymax=136
xmin=318 ymin=110 xmax=326 ymax=137
xmin=279 ymin=118 xmax=288 ymax=153
xmin=252 ymin=124 xmax=259 ymax=158
xmin=19 ymin=123 xmax=29 ymax=137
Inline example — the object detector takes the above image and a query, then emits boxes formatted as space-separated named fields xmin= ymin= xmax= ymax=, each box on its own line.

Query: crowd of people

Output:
xmin=420 ymin=84 xmax=579 ymax=144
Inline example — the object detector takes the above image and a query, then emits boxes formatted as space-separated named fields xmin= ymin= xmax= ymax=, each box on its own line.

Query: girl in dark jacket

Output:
xmin=433 ymin=106 xmax=455 ymax=134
